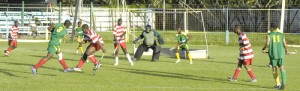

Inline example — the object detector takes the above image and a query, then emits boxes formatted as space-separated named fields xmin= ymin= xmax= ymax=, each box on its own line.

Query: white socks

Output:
xmin=127 ymin=54 xmax=134 ymax=66
xmin=114 ymin=57 xmax=119 ymax=65
xmin=58 ymin=52 xmax=63 ymax=60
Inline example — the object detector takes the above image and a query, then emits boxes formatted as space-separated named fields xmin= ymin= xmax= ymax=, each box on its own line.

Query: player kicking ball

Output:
xmin=73 ymin=24 xmax=106 ymax=72
xmin=113 ymin=19 xmax=134 ymax=66
xmin=174 ymin=27 xmax=193 ymax=64
xmin=31 ymin=20 xmax=73 ymax=75
xmin=262 ymin=23 xmax=287 ymax=90
xmin=228 ymin=25 xmax=257 ymax=82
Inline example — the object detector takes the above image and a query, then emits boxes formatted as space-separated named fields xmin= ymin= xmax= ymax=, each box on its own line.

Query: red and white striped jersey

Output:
xmin=8 ymin=25 xmax=19 ymax=40
xmin=238 ymin=32 xmax=254 ymax=60
xmin=83 ymin=29 xmax=104 ymax=44
xmin=113 ymin=25 xmax=125 ymax=43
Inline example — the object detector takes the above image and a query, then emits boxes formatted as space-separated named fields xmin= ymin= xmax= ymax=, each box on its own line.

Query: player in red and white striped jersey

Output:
xmin=4 ymin=20 xmax=19 ymax=57
xmin=113 ymin=19 xmax=134 ymax=66
xmin=228 ymin=25 xmax=257 ymax=82
xmin=73 ymin=24 xmax=106 ymax=72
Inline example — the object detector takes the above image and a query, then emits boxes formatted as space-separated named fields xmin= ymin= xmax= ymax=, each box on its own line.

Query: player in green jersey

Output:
xmin=262 ymin=23 xmax=288 ymax=90
xmin=75 ymin=21 xmax=84 ymax=54
xmin=174 ymin=27 xmax=193 ymax=64
xmin=31 ymin=20 xmax=73 ymax=75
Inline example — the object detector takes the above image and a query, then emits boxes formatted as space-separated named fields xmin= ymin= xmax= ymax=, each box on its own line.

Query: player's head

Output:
xmin=77 ymin=21 xmax=82 ymax=27
xmin=177 ymin=27 xmax=182 ymax=34
xmin=146 ymin=25 xmax=151 ymax=33
xmin=234 ymin=25 xmax=241 ymax=34
xmin=14 ymin=20 xmax=18 ymax=27
xmin=271 ymin=23 xmax=278 ymax=31
xmin=81 ymin=24 xmax=89 ymax=32
xmin=64 ymin=20 xmax=72 ymax=28
xmin=117 ymin=18 xmax=122 ymax=26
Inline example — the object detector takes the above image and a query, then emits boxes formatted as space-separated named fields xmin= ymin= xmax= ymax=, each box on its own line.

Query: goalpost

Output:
xmin=128 ymin=9 xmax=209 ymax=59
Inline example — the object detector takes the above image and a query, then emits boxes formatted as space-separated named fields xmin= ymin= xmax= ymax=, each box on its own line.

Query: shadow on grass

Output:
xmin=0 ymin=61 xmax=63 ymax=76
xmin=111 ymin=67 xmax=272 ymax=90
xmin=0 ymin=67 xmax=56 ymax=77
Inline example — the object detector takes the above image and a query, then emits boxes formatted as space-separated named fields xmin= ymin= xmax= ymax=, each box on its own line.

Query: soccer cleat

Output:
xmin=250 ymin=79 xmax=257 ymax=82
xmin=64 ymin=68 xmax=73 ymax=72
xmin=130 ymin=62 xmax=134 ymax=66
xmin=31 ymin=67 xmax=37 ymax=75
xmin=274 ymin=85 xmax=281 ymax=89
xmin=280 ymin=85 xmax=285 ymax=90
xmin=114 ymin=63 xmax=118 ymax=66
xmin=228 ymin=77 xmax=237 ymax=82
xmin=73 ymin=68 xmax=82 ymax=72
xmin=85 ymin=60 xmax=89 ymax=63
xmin=189 ymin=61 xmax=193 ymax=64
xmin=3 ymin=50 xmax=8 ymax=57
xmin=266 ymin=64 xmax=272 ymax=67
xmin=93 ymin=63 xmax=102 ymax=71
xmin=175 ymin=60 xmax=181 ymax=63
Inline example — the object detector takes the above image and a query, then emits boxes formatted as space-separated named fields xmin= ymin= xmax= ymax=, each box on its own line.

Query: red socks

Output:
xmin=88 ymin=55 xmax=98 ymax=65
xmin=77 ymin=58 xmax=85 ymax=68
xmin=59 ymin=58 xmax=68 ymax=69
xmin=233 ymin=68 xmax=241 ymax=79
xmin=34 ymin=59 xmax=47 ymax=69
xmin=247 ymin=69 xmax=256 ymax=79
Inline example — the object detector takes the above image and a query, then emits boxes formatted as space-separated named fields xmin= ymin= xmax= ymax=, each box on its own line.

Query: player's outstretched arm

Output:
xmin=262 ymin=35 xmax=270 ymax=53
xmin=283 ymin=37 xmax=288 ymax=54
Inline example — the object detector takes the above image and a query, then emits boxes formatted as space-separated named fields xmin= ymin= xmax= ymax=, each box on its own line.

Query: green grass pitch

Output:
xmin=0 ymin=42 xmax=299 ymax=91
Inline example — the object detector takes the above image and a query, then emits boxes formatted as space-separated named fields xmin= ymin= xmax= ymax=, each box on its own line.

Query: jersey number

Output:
xmin=57 ymin=27 xmax=63 ymax=32
xmin=272 ymin=35 xmax=280 ymax=42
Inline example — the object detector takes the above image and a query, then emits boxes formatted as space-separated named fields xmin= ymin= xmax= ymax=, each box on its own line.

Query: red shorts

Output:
xmin=114 ymin=42 xmax=126 ymax=49
xmin=89 ymin=43 xmax=104 ymax=51
xmin=238 ymin=59 xmax=253 ymax=65
xmin=9 ymin=40 xmax=18 ymax=47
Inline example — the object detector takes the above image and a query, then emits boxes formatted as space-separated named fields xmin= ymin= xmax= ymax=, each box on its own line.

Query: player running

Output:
xmin=75 ymin=21 xmax=85 ymax=54
xmin=73 ymin=24 xmax=106 ymax=72
xmin=4 ymin=20 xmax=19 ymax=57
xmin=174 ymin=27 xmax=193 ymax=64
xmin=31 ymin=20 xmax=73 ymax=75
xmin=228 ymin=25 xmax=257 ymax=82
xmin=113 ymin=19 xmax=134 ymax=66
xmin=262 ymin=23 xmax=288 ymax=90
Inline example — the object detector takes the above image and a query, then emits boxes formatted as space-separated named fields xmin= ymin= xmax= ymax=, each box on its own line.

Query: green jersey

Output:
xmin=75 ymin=27 xmax=84 ymax=38
xmin=48 ymin=23 xmax=68 ymax=46
xmin=176 ymin=32 xmax=188 ymax=44
xmin=268 ymin=31 xmax=285 ymax=59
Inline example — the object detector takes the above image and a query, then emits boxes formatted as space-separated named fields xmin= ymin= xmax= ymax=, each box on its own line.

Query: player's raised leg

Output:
xmin=32 ymin=52 xmax=52 ymax=75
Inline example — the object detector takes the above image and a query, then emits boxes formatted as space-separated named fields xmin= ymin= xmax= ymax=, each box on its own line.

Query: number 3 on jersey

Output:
xmin=272 ymin=35 xmax=280 ymax=42
xmin=57 ymin=27 xmax=63 ymax=32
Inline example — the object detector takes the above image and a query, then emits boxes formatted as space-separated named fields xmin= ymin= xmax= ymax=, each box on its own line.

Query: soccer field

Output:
xmin=0 ymin=42 xmax=299 ymax=91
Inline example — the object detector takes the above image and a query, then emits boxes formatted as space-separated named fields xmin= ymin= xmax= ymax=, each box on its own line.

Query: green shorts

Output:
xmin=270 ymin=58 xmax=284 ymax=67
xmin=47 ymin=45 xmax=60 ymax=55
xmin=178 ymin=44 xmax=189 ymax=51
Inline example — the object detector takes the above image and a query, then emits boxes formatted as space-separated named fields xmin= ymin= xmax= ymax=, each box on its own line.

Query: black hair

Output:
xmin=271 ymin=23 xmax=278 ymax=29
xmin=118 ymin=18 xmax=122 ymax=22
xmin=82 ymin=24 xmax=89 ymax=30
xmin=64 ymin=20 xmax=71 ymax=25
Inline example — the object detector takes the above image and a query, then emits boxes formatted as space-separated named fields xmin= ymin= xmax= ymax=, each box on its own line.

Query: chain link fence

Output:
xmin=0 ymin=3 xmax=299 ymax=45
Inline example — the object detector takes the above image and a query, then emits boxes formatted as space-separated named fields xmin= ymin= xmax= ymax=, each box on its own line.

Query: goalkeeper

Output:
xmin=174 ymin=27 xmax=193 ymax=64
